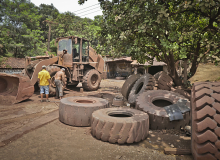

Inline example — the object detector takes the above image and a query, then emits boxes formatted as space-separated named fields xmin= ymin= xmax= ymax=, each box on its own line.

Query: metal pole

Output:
xmin=80 ymin=38 xmax=82 ymax=62
xmin=47 ymin=23 xmax=51 ymax=51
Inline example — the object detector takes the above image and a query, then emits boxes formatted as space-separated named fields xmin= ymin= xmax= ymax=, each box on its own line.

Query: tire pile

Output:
xmin=59 ymin=96 xmax=149 ymax=144
xmin=121 ymin=71 xmax=191 ymax=130
xmin=58 ymin=75 xmax=220 ymax=159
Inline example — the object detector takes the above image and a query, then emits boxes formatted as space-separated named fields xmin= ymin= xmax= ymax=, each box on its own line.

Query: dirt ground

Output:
xmin=0 ymin=79 xmax=193 ymax=160
xmin=189 ymin=63 xmax=220 ymax=83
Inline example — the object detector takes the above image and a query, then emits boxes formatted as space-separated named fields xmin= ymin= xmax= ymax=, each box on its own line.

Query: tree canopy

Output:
xmin=0 ymin=0 xmax=102 ymax=59
xmin=79 ymin=0 xmax=220 ymax=85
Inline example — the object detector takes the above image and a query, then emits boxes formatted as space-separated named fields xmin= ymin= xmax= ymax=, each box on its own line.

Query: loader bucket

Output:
xmin=0 ymin=73 xmax=34 ymax=104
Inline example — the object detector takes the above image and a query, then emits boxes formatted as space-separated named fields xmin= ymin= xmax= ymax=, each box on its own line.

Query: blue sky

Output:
xmin=30 ymin=0 xmax=103 ymax=19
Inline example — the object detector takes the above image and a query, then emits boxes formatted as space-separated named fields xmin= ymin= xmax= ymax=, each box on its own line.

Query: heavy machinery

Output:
xmin=0 ymin=36 xmax=104 ymax=104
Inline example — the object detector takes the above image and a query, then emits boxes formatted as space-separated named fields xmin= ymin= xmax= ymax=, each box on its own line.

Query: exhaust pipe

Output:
xmin=0 ymin=73 xmax=34 ymax=104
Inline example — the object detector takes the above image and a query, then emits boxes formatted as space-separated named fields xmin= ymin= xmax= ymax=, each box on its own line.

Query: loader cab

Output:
xmin=57 ymin=37 xmax=89 ymax=66
xmin=72 ymin=38 xmax=89 ymax=62
xmin=82 ymin=39 xmax=89 ymax=62
xmin=57 ymin=38 xmax=72 ymax=67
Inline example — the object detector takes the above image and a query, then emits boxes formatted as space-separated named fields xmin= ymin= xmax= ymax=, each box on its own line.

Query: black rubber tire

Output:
xmin=121 ymin=74 xmax=141 ymax=100
xmin=128 ymin=73 xmax=155 ymax=105
xmin=157 ymin=71 xmax=173 ymax=90
xmin=191 ymin=82 xmax=220 ymax=160
xmin=59 ymin=96 xmax=109 ymax=127
xmin=136 ymin=90 xmax=190 ymax=130
xmin=82 ymin=69 xmax=101 ymax=91
xmin=171 ymin=87 xmax=191 ymax=100
xmin=47 ymin=66 xmax=67 ymax=96
xmin=154 ymin=71 xmax=163 ymax=80
xmin=91 ymin=107 xmax=149 ymax=144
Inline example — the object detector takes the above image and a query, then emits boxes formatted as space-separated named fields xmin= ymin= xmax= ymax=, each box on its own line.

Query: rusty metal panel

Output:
xmin=72 ymin=64 xmax=78 ymax=81
xmin=30 ymin=57 xmax=58 ymax=85
xmin=0 ymin=73 xmax=34 ymax=104
xmin=96 ymin=55 xmax=104 ymax=73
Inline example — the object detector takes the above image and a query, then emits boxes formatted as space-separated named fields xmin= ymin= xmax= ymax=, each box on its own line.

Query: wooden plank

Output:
xmin=164 ymin=148 xmax=191 ymax=155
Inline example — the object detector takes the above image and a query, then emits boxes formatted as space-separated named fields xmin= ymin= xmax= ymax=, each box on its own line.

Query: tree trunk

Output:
xmin=189 ymin=41 xmax=200 ymax=78
xmin=14 ymin=47 xmax=17 ymax=57
xmin=165 ymin=53 xmax=182 ymax=86
xmin=183 ymin=59 xmax=187 ymax=84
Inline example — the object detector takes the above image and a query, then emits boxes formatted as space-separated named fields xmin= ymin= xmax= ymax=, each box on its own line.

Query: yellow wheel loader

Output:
xmin=0 ymin=36 xmax=104 ymax=104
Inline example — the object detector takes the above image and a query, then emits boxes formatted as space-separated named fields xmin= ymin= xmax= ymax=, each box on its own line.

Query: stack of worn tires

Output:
xmin=121 ymin=72 xmax=220 ymax=159
xmin=58 ymin=73 xmax=220 ymax=159
xmin=59 ymin=96 xmax=150 ymax=144
xmin=121 ymin=71 xmax=191 ymax=130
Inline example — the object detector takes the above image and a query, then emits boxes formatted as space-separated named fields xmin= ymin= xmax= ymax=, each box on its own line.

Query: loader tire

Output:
xmin=91 ymin=107 xmax=149 ymax=144
xmin=82 ymin=69 xmax=101 ymax=91
xmin=47 ymin=66 xmax=67 ymax=96
xmin=121 ymin=74 xmax=141 ymax=100
xmin=136 ymin=90 xmax=190 ymax=130
xmin=191 ymin=82 xmax=220 ymax=160
xmin=128 ymin=73 xmax=155 ymax=105
xmin=59 ymin=96 xmax=109 ymax=127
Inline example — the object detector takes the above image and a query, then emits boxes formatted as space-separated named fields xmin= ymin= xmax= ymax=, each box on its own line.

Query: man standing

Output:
xmin=38 ymin=65 xmax=51 ymax=102
xmin=54 ymin=68 xmax=65 ymax=100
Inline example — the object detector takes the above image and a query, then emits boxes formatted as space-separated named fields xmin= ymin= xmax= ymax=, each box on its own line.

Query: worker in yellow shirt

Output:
xmin=38 ymin=65 xmax=51 ymax=102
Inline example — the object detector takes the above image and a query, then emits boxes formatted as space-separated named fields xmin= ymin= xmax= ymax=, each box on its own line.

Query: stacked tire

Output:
xmin=121 ymin=73 xmax=155 ymax=105
xmin=191 ymin=82 xmax=220 ymax=160
xmin=136 ymin=90 xmax=190 ymax=130
xmin=154 ymin=71 xmax=173 ymax=91
xmin=91 ymin=108 xmax=149 ymax=144
xmin=59 ymin=96 xmax=109 ymax=126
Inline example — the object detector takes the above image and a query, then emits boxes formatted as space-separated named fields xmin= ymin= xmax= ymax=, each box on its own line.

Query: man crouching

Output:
xmin=54 ymin=68 xmax=65 ymax=100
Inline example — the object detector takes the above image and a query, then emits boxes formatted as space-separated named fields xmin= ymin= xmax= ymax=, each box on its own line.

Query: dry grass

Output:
xmin=189 ymin=63 xmax=220 ymax=84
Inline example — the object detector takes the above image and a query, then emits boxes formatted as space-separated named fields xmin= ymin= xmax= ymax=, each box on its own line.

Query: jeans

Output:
xmin=40 ymin=85 xmax=49 ymax=94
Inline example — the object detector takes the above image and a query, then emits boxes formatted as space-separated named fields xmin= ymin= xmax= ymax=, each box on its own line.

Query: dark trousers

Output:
xmin=54 ymin=79 xmax=63 ymax=98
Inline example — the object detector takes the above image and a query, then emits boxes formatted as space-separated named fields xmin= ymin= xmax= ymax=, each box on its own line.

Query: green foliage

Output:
xmin=0 ymin=0 xmax=103 ymax=58
xmin=79 ymin=0 xmax=220 ymax=85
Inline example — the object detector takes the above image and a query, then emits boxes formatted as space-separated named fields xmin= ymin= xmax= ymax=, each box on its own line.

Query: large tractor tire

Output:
xmin=191 ymin=82 xmax=220 ymax=160
xmin=121 ymin=74 xmax=141 ymax=100
xmin=91 ymin=107 xmax=149 ymax=144
xmin=154 ymin=71 xmax=163 ymax=80
xmin=154 ymin=71 xmax=173 ymax=91
xmin=136 ymin=90 xmax=190 ymax=130
xmin=47 ymin=66 xmax=67 ymax=96
xmin=171 ymin=87 xmax=191 ymax=100
xmin=82 ymin=69 xmax=101 ymax=91
xmin=59 ymin=96 xmax=109 ymax=127
xmin=128 ymin=73 xmax=155 ymax=105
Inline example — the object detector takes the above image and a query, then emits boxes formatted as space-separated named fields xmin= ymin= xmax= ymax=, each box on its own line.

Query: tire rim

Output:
xmin=107 ymin=110 xmax=134 ymax=117
xmin=152 ymin=99 xmax=173 ymax=107
xmin=74 ymin=99 xmax=96 ymax=104
xmin=91 ymin=74 xmax=98 ymax=85
xmin=50 ymin=76 xmax=56 ymax=87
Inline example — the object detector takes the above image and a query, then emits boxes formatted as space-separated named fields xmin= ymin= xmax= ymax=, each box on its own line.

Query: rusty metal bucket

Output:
xmin=0 ymin=73 xmax=34 ymax=104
